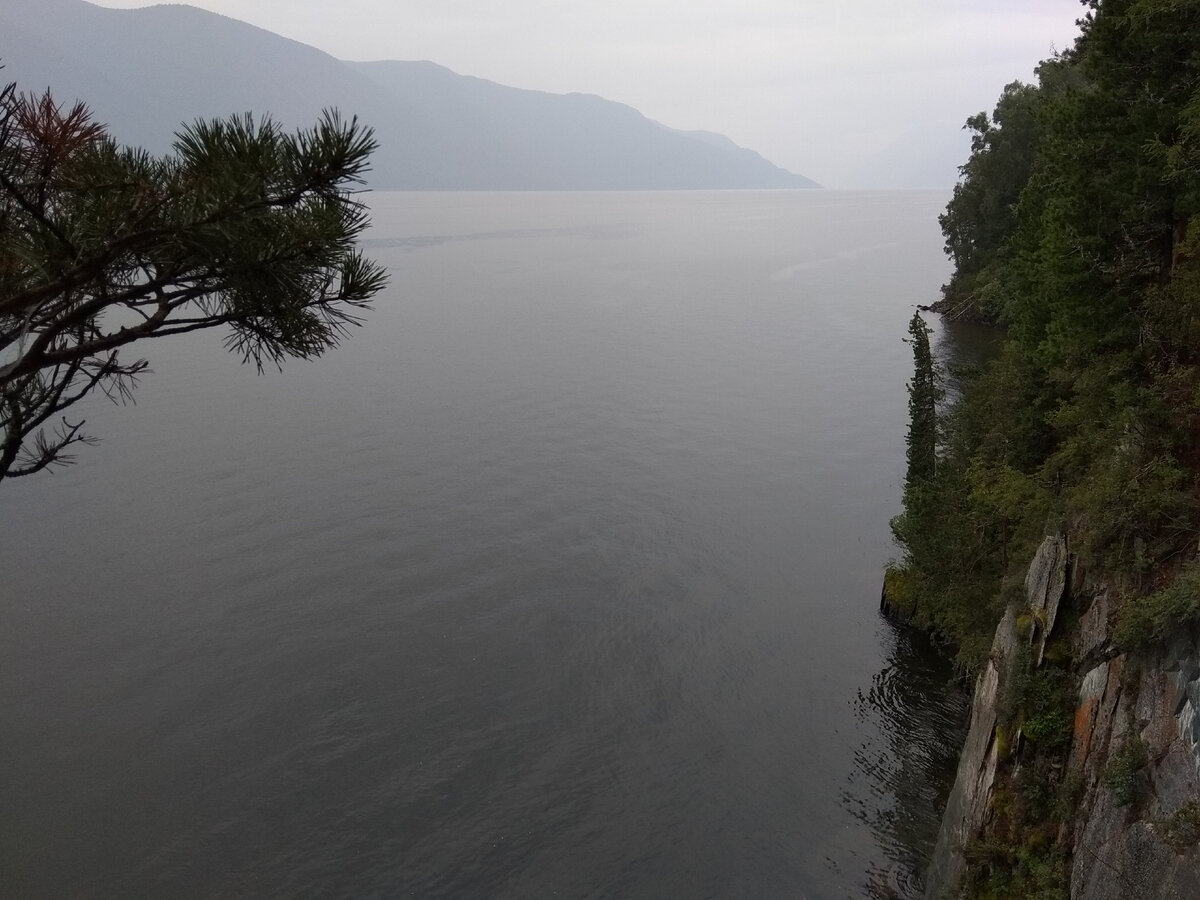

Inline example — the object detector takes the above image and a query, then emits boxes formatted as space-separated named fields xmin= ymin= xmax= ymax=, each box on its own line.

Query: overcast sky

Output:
xmin=91 ymin=0 xmax=1086 ymax=187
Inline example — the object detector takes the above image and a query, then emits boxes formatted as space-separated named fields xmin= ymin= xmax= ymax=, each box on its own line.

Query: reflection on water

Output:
xmin=846 ymin=313 xmax=999 ymax=898
xmin=850 ymin=622 xmax=970 ymax=899
xmin=933 ymin=316 xmax=1005 ymax=399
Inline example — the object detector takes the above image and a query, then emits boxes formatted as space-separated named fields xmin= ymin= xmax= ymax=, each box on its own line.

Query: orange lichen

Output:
xmin=1073 ymin=697 xmax=1100 ymax=767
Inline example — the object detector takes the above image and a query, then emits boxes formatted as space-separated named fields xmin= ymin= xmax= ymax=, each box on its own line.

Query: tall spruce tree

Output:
xmin=891 ymin=311 xmax=940 ymax=556
xmin=903 ymin=312 xmax=938 ymax=490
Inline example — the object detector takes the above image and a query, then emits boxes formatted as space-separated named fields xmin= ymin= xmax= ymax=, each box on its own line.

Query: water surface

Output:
xmin=2 ymin=190 xmax=963 ymax=898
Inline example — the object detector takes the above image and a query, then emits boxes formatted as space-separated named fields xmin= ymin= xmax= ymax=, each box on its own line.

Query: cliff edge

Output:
xmin=924 ymin=535 xmax=1200 ymax=899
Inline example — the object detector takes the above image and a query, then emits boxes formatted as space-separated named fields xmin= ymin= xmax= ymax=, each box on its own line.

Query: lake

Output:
xmin=0 ymin=190 xmax=968 ymax=898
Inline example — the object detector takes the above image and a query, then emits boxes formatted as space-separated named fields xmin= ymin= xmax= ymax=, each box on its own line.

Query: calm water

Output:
xmin=0 ymin=191 xmax=967 ymax=898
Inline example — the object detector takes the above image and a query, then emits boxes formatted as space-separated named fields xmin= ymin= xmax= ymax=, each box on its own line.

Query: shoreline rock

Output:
xmin=922 ymin=534 xmax=1200 ymax=899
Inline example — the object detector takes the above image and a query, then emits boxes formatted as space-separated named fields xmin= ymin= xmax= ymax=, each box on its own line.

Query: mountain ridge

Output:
xmin=0 ymin=0 xmax=820 ymax=190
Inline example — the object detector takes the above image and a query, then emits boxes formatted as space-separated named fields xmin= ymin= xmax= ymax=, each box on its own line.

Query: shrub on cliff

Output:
xmin=1113 ymin=566 xmax=1200 ymax=651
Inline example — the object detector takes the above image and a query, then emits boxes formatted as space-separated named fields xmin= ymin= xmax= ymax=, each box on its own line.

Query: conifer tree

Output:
xmin=902 ymin=311 xmax=938 ymax=492
xmin=888 ymin=312 xmax=941 ymax=615
xmin=0 ymin=79 xmax=387 ymax=481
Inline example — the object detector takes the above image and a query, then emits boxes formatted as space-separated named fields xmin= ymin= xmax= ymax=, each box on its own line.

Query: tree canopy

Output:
xmin=0 ymin=77 xmax=387 ymax=481
xmin=892 ymin=5 xmax=1200 ymax=890
xmin=894 ymin=0 xmax=1200 ymax=660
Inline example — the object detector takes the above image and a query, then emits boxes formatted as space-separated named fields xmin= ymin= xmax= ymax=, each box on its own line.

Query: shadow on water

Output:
xmin=932 ymin=316 xmax=1005 ymax=400
xmin=849 ymin=621 xmax=970 ymax=899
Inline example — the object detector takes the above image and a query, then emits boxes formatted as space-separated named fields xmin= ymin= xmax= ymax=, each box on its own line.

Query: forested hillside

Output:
xmin=893 ymin=0 xmax=1200 ymax=665
xmin=889 ymin=1 xmax=1200 ymax=895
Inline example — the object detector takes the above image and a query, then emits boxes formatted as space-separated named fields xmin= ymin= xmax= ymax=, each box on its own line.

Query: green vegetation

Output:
xmin=903 ymin=311 xmax=939 ymax=488
xmin=896 ymin=2 xmax=1200 ymax=894
xmin=959 ymin=641 xmax=1078 ymax=897
xmin=1103 ymin=732 xmax=1150 ymax=807
xmin=1158 ymin=801 xmax=1200 ymax=851
xmin=956 ymin=734 xmax=1082 ymax=898
xmin=893 ymin=0 xmax=1200 ymax=667
xmin=885 ymin=312 xmax=942 ymax=622
xmin=0 ymin=76 xmax=387 ymax=481
xmin=938 ymin=80 xmax=1049 ymax=323
xmin=1113 ymin=566 xmax=1200 ymax=650
xmin=963 ymin=770 xmax=1073 ymax=899
xmin=890 ymin=313 xmax=940 ymax=534
xmin=962 ymin=841 xmax=1071 ymax=900
xmin=1017 ymin=667 xmax=1076 ymax=751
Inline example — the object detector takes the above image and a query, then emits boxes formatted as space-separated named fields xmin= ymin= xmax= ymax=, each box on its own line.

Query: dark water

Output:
xmin=1 ymin=191 xmax=966 ymax=898
xmin=851 ymin=626 xmax=971 ymax=899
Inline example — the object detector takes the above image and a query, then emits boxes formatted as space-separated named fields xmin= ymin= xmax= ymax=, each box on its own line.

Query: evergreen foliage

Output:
xmin=0 ymin=76 xmax=387 ymax=481
xmin=893 ymin=4 xmax=1200 ymax=893
xmin=938 ymin=81 xmax=1046 ymax=322
xmin=903 ymin=312 xmax=938 ymax=488
xmin=1113 ymin=565 xmax=1200 ymax=649
xmin=1102 ymin=733 xmax=1150 ymax=806
xmin=894 ymin=0 xmax=1200 ymax=663
xmin=1158 ymin=801 xmax=1200 ymax=850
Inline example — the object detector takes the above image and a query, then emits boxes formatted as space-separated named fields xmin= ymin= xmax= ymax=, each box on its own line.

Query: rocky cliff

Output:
xmin=923 ymin=535 xmax=1200 ymax=899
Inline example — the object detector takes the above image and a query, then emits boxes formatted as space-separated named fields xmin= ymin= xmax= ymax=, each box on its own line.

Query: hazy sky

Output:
xmin=91 ymin=1 xmax=1086 ymax=187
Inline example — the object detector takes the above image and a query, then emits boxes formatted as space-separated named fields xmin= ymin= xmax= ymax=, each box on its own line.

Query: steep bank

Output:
xmin=923 ymin=535 xmax=1200 ymax=898
xmin=886 ymin=4 xmax=1200 ymax=893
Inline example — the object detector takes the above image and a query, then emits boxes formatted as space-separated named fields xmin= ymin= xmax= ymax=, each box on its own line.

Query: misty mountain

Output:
xmin=0 ymin=0 xmax=818 ymax=190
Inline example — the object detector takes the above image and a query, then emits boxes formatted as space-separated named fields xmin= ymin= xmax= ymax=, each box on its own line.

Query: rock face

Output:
xmin=1069 ymin=640 xmax=1200 ymax=900
xmin=922 ymin=534 xmax=1066 ymax=897
xmin=1026 ymin=533 xmax=1067 ymax=667
xmin=920 ymin=605 xmax=1013 ymax=895
xmin=923 ymin=535 xmax=1200 ymax=899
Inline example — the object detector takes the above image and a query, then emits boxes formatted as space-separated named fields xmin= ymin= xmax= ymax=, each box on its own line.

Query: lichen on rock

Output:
xmin=923 ymin=536 xmax=1200 ymax=899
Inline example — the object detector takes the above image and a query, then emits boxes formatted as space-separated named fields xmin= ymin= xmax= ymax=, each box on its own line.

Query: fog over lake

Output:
xmin=1 ymin=190 xmax=968 ymax=898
